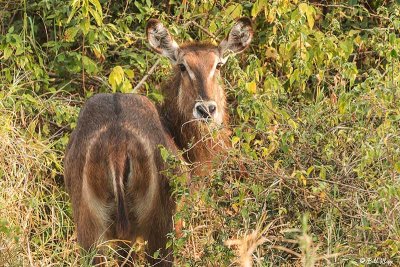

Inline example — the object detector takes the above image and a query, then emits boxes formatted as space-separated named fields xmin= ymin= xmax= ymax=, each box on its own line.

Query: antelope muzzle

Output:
xmin=193 ymin=101 xmax=217 ymax=121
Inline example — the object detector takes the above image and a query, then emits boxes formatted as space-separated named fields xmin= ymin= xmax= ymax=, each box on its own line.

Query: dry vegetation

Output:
xmin=1 ymin=0 xmax=399 ymax=266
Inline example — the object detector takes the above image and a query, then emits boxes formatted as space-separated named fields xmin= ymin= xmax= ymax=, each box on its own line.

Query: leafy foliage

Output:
xmin=0 ymin=0 xmax=399 ymax=266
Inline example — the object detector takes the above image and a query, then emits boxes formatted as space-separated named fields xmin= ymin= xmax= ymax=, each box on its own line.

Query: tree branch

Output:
xmin=132 ymin=58 xmax=161 ymax=93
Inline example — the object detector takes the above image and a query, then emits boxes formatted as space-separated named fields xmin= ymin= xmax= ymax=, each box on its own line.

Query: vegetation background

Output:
xmin=0 ymin=0 xmax=399 ymax=266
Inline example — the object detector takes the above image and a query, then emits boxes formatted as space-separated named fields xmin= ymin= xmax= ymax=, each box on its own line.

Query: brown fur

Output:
xmin=148 ymin=17 xmax=253 ymax=176
xmin=64 ymin=93 xmax=177 ymax=266
xmin=158 ymin=43 xmax=232 ymax=175
xmin=64 ymin=18 xmax=252 ymax=266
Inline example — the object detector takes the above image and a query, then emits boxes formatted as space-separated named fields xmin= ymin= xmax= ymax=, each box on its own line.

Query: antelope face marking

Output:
xmin=146 ymin=17 xmax=253 ymax=126
xmin=175 ymin=48 xmax=225 ymax=125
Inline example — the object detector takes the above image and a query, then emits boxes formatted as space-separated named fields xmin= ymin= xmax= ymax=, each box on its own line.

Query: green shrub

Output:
xmin=0 ymin=0 xmax=399 ymax=266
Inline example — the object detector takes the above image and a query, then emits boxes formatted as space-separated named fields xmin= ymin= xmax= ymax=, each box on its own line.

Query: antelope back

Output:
xmin=64 ymin=93 xmax=177 ymax=266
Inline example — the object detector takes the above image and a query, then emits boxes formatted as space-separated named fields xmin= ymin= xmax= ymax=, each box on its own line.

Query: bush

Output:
xmin=0 ymin=0 xmax=399 ymax=266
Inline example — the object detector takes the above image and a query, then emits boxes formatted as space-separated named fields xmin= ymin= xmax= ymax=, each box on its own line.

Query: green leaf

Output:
xmin=64 ymin=27 xmax=80 ymax=42
xmin=389 ymin=33 xmax=396 ymax=45
xmin=108 ymin=66 xmax=124 ymax=92
xmin=395 ymin=162 xmax=400 ymax=173
xmin=319 ymin=167 xmax=326 ymax=180
xmin=153 ymin=250 xmax=160 ymax=259
xmin=251 ymin=0 xmax=265 ymax=18
xmin=298 ymin=3 xmax=307 ymax=13
xmin=298 ymin=3 xmax=315 ymax=29
xmin=89 ymin=0 xmax=102 ymax=14
xmin=232 ymin=136 xmax=240 ymax=146
xmin=306 ymin=166 xmax=314 ymax=176
xmin=246 ymin=81 xmax=257 ymax=94
xmin=120 ymin=80 xmax=132 ymax=93
xmin=15 ymin=45 xmax=24 ymax=56
xmin=288 ymin=119 xmax=298 ymax=130
xmin=89 ymin=8 xmax=103 ymax=26
xmin=148 ymin=91 xmax=164 ymax=103
xmin=124 ymin=69 xmax=134 ymax=79
xmin=87 ymin=31 xmax=96 ymax=44
xmin=159 ymin=146 xmax=170 ymax=162
xmin=70 ymin=0 xmax=80 ymax=9
xmin=4 ymin=68 xmax=12 ymax=82
xmin=102 ymin=30 xmax=115 ymax=42
xmin=338 ymin=96 xmax=348 ymax=114
xmin=3 ymin=47 xmax=13 ymax=60
xmin=224 ymin=3 xmax=243 ymax=19
xmin=67 ymin=1 xmax=80 ymax=24
xmin=82 ymin=56 xmax=98 ymax=74
xmin=290 ymin=69 xmax=300 ymax=86
xmin=390 ymin=49 xmax=398 ymax=59
xmin=306 ymin=9 xmax=315 ymax=29
xmin=340 ymin=39 xmax=354 ymax=58
xmin=80 ymin=18 xmax=90 ymax=35
xmin=209 ymin=21 xmax=217 ymax=33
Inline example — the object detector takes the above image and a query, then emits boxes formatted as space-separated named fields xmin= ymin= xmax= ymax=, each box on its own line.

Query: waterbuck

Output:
xmin=148 ymin=17 xmax=253 ymax=175
xmin=64 ymin=18 xmax=253 ymax=266
xmin=64 ymin=94 xmax=179 ymax=265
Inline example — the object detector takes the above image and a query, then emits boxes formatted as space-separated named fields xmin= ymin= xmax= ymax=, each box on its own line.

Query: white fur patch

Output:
xmin=109 ymin=161 xmax=118 ymax=200
xmin=122 ymin=126 xmax=158 ymax=225
xmin=208 ymin=55 xmax=219 ymax=81
xmin=183 ymin=60 xmax=196 ymax=81
xmin=214 ymin=110 xmax=223 ymax=125
xmin=177 ymin=84 xmax=185 ymax=115
xmin=82 ymin=126 xmax=111 ymax=231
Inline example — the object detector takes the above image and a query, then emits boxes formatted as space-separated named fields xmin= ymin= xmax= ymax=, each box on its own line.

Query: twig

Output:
xmin=311 ymin=3 xmax=390 ymax=20
xmin=325 ymin=195 xmax=361 ymax=219
xmin=188 ymin=20 xmax=216 ymax=40
xmin=81 ymin=35 xmax=85 ymax=92
xmin=132 ymin=58 xmax=161 ymax=93
xmin=269 ymin=245 xmax=301 ymax=258
xmin=313 ymin=178 xmax=377 ymax=193
xmin=175 ymin=0 xmax=187 ymax=22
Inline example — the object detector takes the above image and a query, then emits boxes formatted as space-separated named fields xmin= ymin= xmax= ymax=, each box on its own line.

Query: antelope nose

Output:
xmin=194 ymin=101 xmax=217 ymax=119
xmin=208 ymin=104 xmax=216 ymax=115
xmin=196 ymin=104 xmax=211 ymax=118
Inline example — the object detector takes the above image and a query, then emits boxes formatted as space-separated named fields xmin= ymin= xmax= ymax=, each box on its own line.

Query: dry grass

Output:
xmin=1 ymin=1 xmax=400 ymax=266
xmin=0 ymin=91 xmax=79 ymax=266
xmin=1 ymin=93 xmax=399 ymax=266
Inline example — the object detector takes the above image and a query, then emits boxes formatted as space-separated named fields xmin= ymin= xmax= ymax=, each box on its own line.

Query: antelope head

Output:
xmin=146 ymin=18 xmax=253 ymax=126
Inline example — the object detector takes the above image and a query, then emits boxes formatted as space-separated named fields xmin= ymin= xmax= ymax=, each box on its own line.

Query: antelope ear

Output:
xmin=219 ymin=17 xmax=253 ymax=56
xmin=146 ymin=19 xmax=180 ymax=62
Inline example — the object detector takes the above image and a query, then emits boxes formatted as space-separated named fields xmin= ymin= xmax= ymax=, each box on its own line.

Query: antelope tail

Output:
xmin=113 ymin=155 xmax=131 ymax=238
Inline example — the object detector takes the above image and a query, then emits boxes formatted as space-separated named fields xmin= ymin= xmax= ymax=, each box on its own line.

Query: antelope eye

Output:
xmin=216 ymin=62 xmax=223 ymax=70
xmin=178 ymin=64 xmax=186 ymax=72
